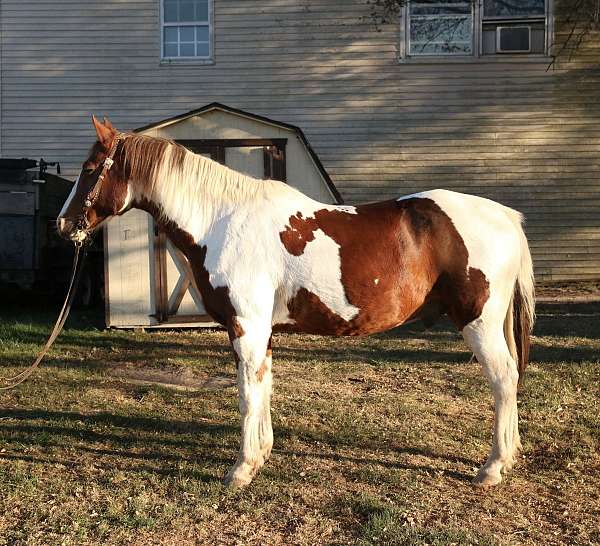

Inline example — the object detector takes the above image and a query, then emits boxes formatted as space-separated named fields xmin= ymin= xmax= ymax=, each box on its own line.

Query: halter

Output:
xmin=76 ymin=133 xmax=124 ymax=237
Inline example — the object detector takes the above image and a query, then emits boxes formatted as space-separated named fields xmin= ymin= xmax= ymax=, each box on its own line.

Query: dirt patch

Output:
xmin=108 ymin=362 xmax=236 ymax=391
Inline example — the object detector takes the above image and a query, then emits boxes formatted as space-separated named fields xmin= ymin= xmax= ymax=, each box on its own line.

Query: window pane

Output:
xmin=180 ymin=42 xmax=195 ymax=56
xmin=164 ymin=43 xmax=178 ymax=57
xmin=484 ymin=0 xmax=545 ymax=18
xmin=164 ymin=0 xmax=178 ymax=22
xmin=412 ymin=1 xmax=471 ymax=15
xmin=180 ymin=0 xmax=195 ymax=21
xmin=195 ymin=0 xmax=208 ymax=20
xmin=180 ymin=26 xmax=195 ymax=42
xmin=164 ymin=27 xmax=178 ymax=42
xmin=196 ymin=42 xmax=209 ymax=57
xmin=196 ymin=25 xmax=209 ymax=42
xmin=409 ymin=2 xmax=473 ymax=55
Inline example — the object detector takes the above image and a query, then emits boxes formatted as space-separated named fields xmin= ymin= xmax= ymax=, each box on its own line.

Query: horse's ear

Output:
xmin=103 ymin=116 xmax=116 ymax=131
xmin=92 ymin=114 xmax=115 ymax=147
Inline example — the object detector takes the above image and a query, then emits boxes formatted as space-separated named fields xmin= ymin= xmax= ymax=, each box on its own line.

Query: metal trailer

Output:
xmin=0 ymin=158 xmax=103 ymax=306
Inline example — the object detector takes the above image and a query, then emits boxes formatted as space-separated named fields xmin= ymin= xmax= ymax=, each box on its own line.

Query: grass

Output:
xmin=0 ymin=292 xmax=599 ymax=545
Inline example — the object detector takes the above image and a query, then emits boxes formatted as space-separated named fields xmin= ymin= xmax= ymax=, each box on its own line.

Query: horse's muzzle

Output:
xmin=57 ymin=217 xmax=88 ymax=244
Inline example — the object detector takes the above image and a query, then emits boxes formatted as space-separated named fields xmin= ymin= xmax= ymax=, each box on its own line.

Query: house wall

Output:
xmin=1 ymin=0 xmax=599 ymax=280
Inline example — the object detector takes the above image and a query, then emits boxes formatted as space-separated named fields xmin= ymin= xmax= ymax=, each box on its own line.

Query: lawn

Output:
xmin=0 ymin=292 xmax=599 ymax=545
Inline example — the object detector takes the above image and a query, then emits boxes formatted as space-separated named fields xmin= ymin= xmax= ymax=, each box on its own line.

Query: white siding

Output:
xmin=1 ymin=0 xmax=599 ymax=280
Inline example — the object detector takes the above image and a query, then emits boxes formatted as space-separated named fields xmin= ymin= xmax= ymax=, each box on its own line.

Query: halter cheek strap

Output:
xmin=77 ymin=133 xmax=124 ymax=233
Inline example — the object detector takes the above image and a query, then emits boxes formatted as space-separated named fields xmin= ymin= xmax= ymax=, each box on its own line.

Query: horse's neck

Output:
xmin=132 ymin=147 xmax=273 ymax=243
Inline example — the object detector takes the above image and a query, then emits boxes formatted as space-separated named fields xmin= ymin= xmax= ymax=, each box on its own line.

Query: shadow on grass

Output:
xmin=0 ymin=452 xmax=218 ymax=483
xmin=0 ymin=408 xmax=233 ymax=435
xmin=0 ymin=406 xmax=476 ymax=483
xmin=0 ymin=407 xmax=235 ymax=480
xmin=3 ymin=302 xmax=599 ymax=374
xmin=533 ymin=301 xmax=600 ymax=340
xmin=276 ymin=448 xmax=474 ymax=483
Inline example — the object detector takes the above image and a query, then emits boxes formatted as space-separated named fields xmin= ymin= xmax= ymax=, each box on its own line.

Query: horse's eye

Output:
xmin=82 ymin=167 xmax=94 ymax=175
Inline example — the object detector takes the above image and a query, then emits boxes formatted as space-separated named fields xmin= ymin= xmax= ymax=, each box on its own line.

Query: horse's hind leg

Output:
xmin=224 ymin=317 xmax=273 ymax=488
xmin=462 ymin=303 xmax=520 ymax=487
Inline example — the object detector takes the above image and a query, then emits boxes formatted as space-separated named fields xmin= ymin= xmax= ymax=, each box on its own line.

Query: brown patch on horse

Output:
xmin=256 ymin=360 xmax=268 ymax=382
xmin=227 ymin=317 xmax=245 ymax=370
xmin=287 ymin=288 xmax=357 ymax=335
xmin=279 ymin=212 xmax=319 ymax=256
xmin=266 ymin=336 xmax=272 ymax=358
xmin=228 ymin=317 xmax=245 ymax=340
xmin=279 ymin=198 xmax=490 ymax=335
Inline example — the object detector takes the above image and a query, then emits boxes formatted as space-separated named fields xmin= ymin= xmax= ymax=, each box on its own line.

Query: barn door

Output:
xmin=154 ymin=140 xmax=286 ymax=324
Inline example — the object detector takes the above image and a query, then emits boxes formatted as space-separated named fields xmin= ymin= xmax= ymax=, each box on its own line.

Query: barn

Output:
xmin=104 ymin=103 xmax=341 ymax=327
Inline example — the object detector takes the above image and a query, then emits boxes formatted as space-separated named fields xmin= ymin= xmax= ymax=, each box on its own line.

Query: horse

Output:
xmin=57 ymin=116 xmax=535 ymax=488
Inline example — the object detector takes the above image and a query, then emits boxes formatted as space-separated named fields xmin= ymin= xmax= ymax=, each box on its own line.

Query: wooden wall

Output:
xmin=1 ymin=0 xmax=599 ymax=280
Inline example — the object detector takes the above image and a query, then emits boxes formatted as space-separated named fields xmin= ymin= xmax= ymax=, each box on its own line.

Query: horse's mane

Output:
xmin=119 ymin=133 xmax=287 ymax=228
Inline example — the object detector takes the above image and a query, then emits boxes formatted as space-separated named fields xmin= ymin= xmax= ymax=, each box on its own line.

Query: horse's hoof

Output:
xmin=223 ymin=471 xmax=253 ymax=489
xmin=261 ymin=445 xmax=273 ymax=463
xmin=472 ymin=469 xmax=502 ymax=487
xmin=223 ymin=463 xmax=256 ymax=488
xmin=223 ymin=475 xmax=251 ymax=489
xmin=502 ymin=458 xmax=515 ymax=473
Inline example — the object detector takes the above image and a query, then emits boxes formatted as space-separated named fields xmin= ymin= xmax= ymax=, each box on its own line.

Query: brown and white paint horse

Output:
xmin=58 ymin=117 xmax=535 ymax=488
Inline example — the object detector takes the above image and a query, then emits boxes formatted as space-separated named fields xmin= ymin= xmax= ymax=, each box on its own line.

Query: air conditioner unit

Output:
xmin=496 ymin=26 xmax=531 ymax=53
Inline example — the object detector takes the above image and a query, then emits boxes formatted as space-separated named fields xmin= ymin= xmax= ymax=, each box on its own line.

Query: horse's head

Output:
xmin=57 ymin=116 xmax=131 ymax=244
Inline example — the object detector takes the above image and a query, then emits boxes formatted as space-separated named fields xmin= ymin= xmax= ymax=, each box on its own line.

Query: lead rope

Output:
xmin=0 ymin=244 xmax=86 ymax=390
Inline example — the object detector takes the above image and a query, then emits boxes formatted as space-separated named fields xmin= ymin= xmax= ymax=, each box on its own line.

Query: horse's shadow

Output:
xmin=0 ymin=406 xmax=476 ymax=485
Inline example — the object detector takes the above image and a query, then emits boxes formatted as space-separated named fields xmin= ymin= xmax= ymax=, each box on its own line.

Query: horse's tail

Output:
xmin=503 ymin=208 xmax=535 ymax=387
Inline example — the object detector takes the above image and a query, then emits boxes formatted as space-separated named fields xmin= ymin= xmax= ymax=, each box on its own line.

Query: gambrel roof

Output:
xmin=134 ymin=102 xmax=342 ymax=204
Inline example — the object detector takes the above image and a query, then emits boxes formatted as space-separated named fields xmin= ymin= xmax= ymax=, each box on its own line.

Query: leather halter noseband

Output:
xmin=76 ymin=133 xmax=124 ymax=236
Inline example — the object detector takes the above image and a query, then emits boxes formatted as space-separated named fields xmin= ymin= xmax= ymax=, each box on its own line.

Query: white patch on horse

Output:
xmin=333 ymin=205 xmax=358 ymax=215
xmin=374 ymin=278 xmax=379 ymax=285
xmin=58 ymin=172 xmax=81 ymax=218
xmin=117 ymin=184 xmax=132 ymax=213
xmin=284 ymin=228 xmax=359 ymax=322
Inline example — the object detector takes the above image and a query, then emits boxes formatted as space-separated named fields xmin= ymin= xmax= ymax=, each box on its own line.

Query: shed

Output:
xmin=104 ymin=103 xmax=341 ymax=328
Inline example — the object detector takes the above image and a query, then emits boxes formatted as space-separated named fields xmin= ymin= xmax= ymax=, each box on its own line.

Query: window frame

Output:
xmin=159 ymin=0 xmax=215 ymax=65
xmin=398 ymin=0 xmax=554 ymax=63
xmin=407 ymin=1 xmax=477 ymax=57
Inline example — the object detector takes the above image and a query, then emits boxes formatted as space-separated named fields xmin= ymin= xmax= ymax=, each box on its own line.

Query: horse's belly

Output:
xmin=273 ymin=285 xmax=418 ymax=336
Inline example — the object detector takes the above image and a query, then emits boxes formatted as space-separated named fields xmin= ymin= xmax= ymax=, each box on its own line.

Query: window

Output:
xmin=409 ymin=1 xmax=473 ymax=56
xmin=401 ymin=0 xmax=551 ymax=59
xmin=162 ymin=0 xmax=212 ymax=60
xmin=481 ymin=0 xmax=547 ymax=55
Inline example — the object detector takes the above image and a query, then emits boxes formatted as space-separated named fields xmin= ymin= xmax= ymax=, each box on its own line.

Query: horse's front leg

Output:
xmin=224 ymin=316 xmax=273 ymax=488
